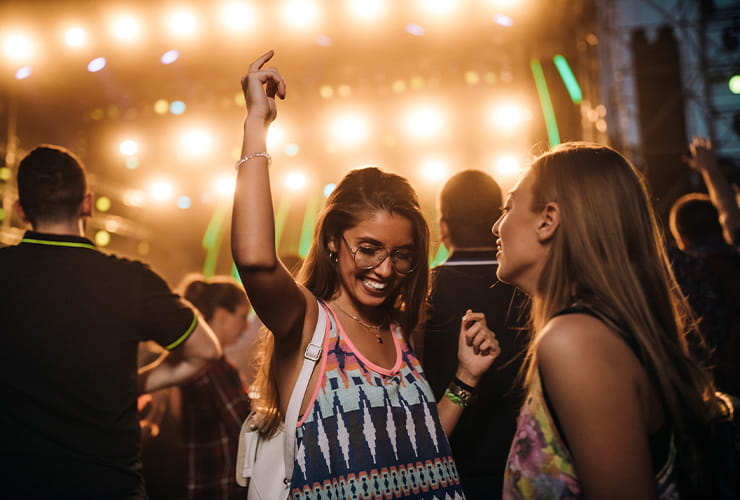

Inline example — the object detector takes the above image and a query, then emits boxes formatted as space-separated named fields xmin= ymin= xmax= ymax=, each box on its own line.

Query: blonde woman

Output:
xmin=494 ymin=143 xmax=724 ymax=499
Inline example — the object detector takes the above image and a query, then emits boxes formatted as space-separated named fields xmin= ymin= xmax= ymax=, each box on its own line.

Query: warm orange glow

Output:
xmin=150 ymin=181 xmax=174 ymax=201
xmin=348 ymin=0 xmax=385 ymax=20
xmin=215 ymin=176 xmax=236 ymax=196
xmin=220 ymin=2 xmax=256 ymax=31
xmin=487 ymin=101 xmax=532 ymax=132
xmin=95 ymin=230 xmax=111 ymax=247
xmin=166 ymin=10 xmax=198 ymax=37
xmin=64 ymin=27 xmax=87 ymax=47
xmin=180 ymin=129 xmax=213 ymax=156
xmin=404 ymin=106 xmax=444 ymax=139
xmin=282 ymin=1 xmax=319 ymax=28
xmin=3 ymin=33 xmax=34 ymax=62
xmin=285 ymin=171 xmax=307 ymax=190
xmin=330 ymin=114 xmax=369 ymax=145
xmin=123 ymin=190 xmax=146 ymax=207
xmin=421 ymin=159 xmax=449 ymax=183
xmin=153 ymin=100 xmax=169 ymax=115
xmin=119 ymin=139 xmax=138 ymax=156
xmin=319 ymin=85 xmax=334 ymax=99
xmin=418 ymin=0 xmax=460 ymax=15
xmin=112 ymin=16 xmax=142 ymax=41
xmin=496 ymin=155 xmax=520 ymax=174
xmin=267 ymin=122 xmax=286 ymax=149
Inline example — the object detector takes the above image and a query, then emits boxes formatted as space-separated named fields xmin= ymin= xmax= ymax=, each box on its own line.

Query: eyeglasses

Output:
xmin=341 ymin=235 xmax=417 ymax=275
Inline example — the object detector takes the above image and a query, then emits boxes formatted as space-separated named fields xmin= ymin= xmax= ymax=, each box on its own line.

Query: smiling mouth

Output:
xmin=363 ymin=279 xmax=388 ymax=291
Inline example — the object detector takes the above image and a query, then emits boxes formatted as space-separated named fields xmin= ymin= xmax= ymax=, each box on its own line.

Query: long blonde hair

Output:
xmin=252 ymin=166 xmax=430 ymax=435
xmin=522 ymin=142 xmax=720 ymax=492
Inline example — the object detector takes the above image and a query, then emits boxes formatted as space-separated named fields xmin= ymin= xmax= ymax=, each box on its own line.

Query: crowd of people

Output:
xmin=1 ymin=48 xmax=738 ymax=499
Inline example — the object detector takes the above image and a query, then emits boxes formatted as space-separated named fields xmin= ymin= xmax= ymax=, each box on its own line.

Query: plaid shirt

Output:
xmin=180 ymin=357 xmax=251 ymax=500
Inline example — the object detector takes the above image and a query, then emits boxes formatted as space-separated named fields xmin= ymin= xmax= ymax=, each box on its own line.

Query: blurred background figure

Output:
xmin=139 ymin=274 xmax=254 ymax=499
xmin=669 ymin=192 xmax=740 ymax=396
xmin=683 ymin=137 xmax=740 ymax=249
xmin=177 ymin=274 xmax=253 ymax=500
xmin=420 ymin=169 xmax=529 ymax=499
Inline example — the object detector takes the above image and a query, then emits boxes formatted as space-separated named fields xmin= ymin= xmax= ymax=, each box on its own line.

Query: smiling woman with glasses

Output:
xmin=232 ymin=50 xmax=501 ymax=500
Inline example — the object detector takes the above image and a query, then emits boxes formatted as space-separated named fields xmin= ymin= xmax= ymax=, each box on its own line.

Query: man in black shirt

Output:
xmin=421 ymin=170 xmax=529 ymax=499
xmin=1 ymin=145 xmax=221 ymax=499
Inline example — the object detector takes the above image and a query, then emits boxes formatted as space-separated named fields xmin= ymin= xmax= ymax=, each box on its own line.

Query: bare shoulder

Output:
xmin=537 ymin=312 xmax=641 ymax=384
xmin=535 ymin=313 xmax=659 ymax=498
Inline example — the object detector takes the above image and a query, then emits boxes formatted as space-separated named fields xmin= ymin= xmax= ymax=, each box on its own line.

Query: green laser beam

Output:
xmin=430 ymin=244 xmax=449 ymax=268
xmin=202 ymin=202 xmax=229 ymax=278
xmin=553 ymin=55 xmax=583 ymax=104
xmin=530 ymin=58 xmax=561 ymax=148
xmin=299 ymin=194 xmax=320 ymax=259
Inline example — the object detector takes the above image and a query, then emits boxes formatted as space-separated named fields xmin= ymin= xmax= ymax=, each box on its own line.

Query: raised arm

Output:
xmin=437 ymin=310 xmax=500 ymax=436
xmin=685 ymin=137 xmax=740 ymax=246
xmin=231 ymin=50 xmax=315 ymax=342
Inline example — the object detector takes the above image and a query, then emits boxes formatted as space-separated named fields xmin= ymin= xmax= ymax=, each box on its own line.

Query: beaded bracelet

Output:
xmin=234 ymin=152 xmax=271 ymax=171
xmin=444 ymin=388 xmax=468 ymax=408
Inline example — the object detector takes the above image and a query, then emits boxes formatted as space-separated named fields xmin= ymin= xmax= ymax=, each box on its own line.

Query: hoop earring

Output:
xmin=329 ymin=251 xmax=338 ymax=263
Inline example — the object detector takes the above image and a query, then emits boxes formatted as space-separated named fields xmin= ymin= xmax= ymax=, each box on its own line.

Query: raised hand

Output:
xmin=241 ymin=50 xmax=287 ymax=127
xmin=684 ymin=136 xmax=717 ymax=172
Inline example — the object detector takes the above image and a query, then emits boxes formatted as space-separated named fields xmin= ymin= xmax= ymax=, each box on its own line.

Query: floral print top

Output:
xmin=502 ymin=370 xmax=679 ymax=499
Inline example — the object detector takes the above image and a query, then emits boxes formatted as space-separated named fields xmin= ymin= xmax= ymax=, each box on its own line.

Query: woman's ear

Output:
xmin=327 ymin=238 xmax=338 ymax=253
xmin=536 ymin=202 xmax=560 ymax=242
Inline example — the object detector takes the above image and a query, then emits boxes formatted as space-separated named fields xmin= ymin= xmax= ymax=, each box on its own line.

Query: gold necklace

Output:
xmin=332 ymin=301 xmax=386 ymax=344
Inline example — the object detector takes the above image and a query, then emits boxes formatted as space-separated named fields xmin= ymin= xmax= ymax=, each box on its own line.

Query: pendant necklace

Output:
xmin=332 ymin=301 xmax=386 ymax=344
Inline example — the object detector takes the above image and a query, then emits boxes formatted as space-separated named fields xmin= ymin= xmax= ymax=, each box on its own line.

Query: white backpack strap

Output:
xmin=281 ymin=299 xmax=329 ymax=477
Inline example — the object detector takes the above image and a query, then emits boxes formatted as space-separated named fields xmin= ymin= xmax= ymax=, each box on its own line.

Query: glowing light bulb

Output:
xmin=65 ymin=27 xmax=87 ymax=47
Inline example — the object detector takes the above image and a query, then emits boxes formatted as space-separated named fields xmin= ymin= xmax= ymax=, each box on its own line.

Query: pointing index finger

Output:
xmin=249 ymin=49 xmax=275 ymax=72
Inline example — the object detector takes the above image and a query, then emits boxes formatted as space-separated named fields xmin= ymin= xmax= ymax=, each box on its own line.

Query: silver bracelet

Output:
xmin=234 ymin=152 xmax=271 ymax=171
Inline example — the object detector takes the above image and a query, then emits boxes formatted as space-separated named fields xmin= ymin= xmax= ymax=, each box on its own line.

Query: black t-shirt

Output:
xmin=0 ymin=231 xmax=197 ymax=498
xmin=421 ymin=250 xmax=529 ymax=500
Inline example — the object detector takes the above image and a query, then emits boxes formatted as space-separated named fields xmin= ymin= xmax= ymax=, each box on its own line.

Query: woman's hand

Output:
xmin=456 ymin=309 xmax=500 ymax=386
xmin=241 ymin=50 xmax=286 ymax=127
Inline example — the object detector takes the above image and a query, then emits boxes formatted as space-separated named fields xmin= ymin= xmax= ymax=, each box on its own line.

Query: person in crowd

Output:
xmin=669 ymin=192 xmax=740 ymax=396
xmin=421 ymin=169 xmax=528 ymax=499
xmin=1 ymin=145 xmax=221 ymax=499
xmin=494 ymin=142 xmax=725 ymax=498
xmin=177 ymin=274 xmax=253 ymax=500
xmin=232 ymin=50 xmax=500 ymax=498
xmin=683 ymin=136 xmax=739 ymax=247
